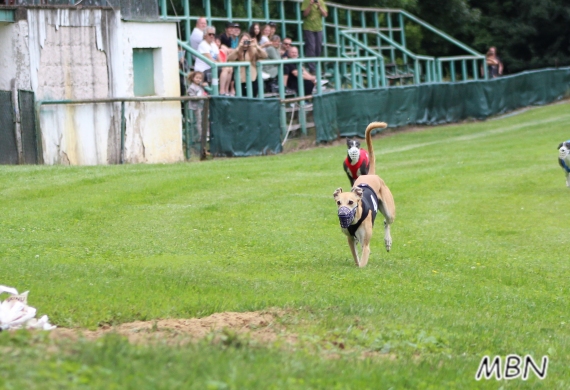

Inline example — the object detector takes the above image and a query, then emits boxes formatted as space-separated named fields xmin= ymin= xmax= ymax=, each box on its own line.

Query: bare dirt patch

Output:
xmin=49 ymin=311 xmax=290 ymax=346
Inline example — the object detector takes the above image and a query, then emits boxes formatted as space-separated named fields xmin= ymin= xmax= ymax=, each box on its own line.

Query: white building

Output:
xmin=0 ymin=2 xmax=183 ymax=165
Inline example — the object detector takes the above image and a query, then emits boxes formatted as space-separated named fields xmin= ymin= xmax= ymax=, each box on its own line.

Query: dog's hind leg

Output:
xmin=566 ymin=172 xmax=570 ymax=188
xmin=347 ymin=236 xmax=360 ymax=266
xmin=383 ymin=220 xmax=392 ymax=252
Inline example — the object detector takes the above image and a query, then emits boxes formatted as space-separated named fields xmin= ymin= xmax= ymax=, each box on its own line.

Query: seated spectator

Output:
xmin=268 ymin=22 xmax=277 ymax=40
xmin=193 ymin=26 xmax=220 ymax=85
xmin=263 ymin=35 xmax=282 ymax=92
xmin=220 ymin=22 xmax=238 ymax=51
xmin=283 ymin=46 xmax=315 ymax=96
xmin=280 ymin=37 xmax=292 ymax=59
xmin=190 ymin=17 xmax=207 ymax=52
xmin=227 ymin=33 xmax=268 ymax=97
xmin=485 ymin=46 xmax=503 ymax=78
xmin=259 ymin=24 xmax=272 ymax=49
xmin=249 ymin=23 xmax=262 ymax=43
xmin=215 ymin=34 xmax=233 ymax=95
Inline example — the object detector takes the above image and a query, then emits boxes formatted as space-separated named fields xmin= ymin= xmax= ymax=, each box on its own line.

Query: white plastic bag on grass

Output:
xmin=0 ymin=285 xmax=56 ymax=331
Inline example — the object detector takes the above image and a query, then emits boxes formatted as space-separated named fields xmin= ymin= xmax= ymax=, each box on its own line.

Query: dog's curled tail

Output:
xmin=365 ymin=121 xmax=387 ymax=175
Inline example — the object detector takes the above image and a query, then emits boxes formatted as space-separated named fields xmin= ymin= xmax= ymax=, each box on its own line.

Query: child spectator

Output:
xmin=187 ymin=71 xmax=206 ymax=141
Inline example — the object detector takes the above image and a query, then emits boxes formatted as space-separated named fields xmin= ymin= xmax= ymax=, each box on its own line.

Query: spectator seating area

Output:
xmin=163 ymin=0 xmax=489 ymax=101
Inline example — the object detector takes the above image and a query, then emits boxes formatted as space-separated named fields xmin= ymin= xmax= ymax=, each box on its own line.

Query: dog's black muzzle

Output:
xmin=338 ymin=206 xmax=357 ymax=228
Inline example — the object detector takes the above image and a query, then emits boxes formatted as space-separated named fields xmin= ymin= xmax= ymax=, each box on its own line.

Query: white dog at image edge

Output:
xmin=558 ymin=140 xmax=570 ymax=188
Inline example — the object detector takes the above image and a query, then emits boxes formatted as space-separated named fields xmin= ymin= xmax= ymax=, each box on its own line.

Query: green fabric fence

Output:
xmin=0 ymin=91 xmax=18 ymax=165
xmin=209 ymin=96 xmax=282 ymax=157
xmin=313 ymin=68 xmax=570 ymax=142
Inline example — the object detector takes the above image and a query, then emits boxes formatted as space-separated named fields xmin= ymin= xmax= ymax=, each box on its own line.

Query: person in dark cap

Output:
xmin=268 ymin=21 xmax=277 ymax=40
xmin=220 ymin=22 xmax=238 ymax=50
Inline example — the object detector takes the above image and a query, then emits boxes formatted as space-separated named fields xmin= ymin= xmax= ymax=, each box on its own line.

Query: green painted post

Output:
xmin=351 ymin=61 xmax=356 ymax=89
xmin=483 ymin=58 xmax=489 ymax=80
xmin=263 ymin=0 xmax=270 ymax=21
xmin=426 ymin=60 xmax=431 ymax=82
xmin=247 ymin=0 xmax=253 ymax=28
xmin=316 ymin=63 xmax=322 ymax=95
xmin=472 ymin=59 xmax=478 ymax=80
xmin=334 ymin=61 xmax=341 ymax=90
xmin=120 ymin=101 xmax=126 ymax=164
xmin=184 ymin=0 xmax=191 ymax=44
xmin=379 ymin=57 xmax=386 ymax=87
xmin=279 ymin=103 xmax=287 ymax=139
xmin=280 ymin=103 xmax=287 ymax=139
xmin=461 ymin=59 xmax=467 ymax=81
xmin=437 ymin=59 xmax=443 ymax=82
xmin=296 ymin=3 xmax=304 ymax=56
xmin=387 ymin=12 xmax=395 ymax=64
xmin=297 ymin=63 xmax=305 ymax=97
xmin=374 ymin=13 xmax=382 ymax=58
xmin=323 ymin=18 xmax=328 ymax=59
xmin=366 ymin=60 xmax=372 ymax=88
xmin=279 ymin=1 xmax=286 ymax=38
xmin=296 ymin=62 xmax=307 ymax=136
xmin=414 ymin=59 xmax=420 ymax=84
xmin=225 ymin=0 xmax=232 ymax=21
xmin=333 ymin=7 xmax=340 ymax=58
xmin=361 ymin=12 xmax=367 ymax=47
xmin=203 ymin=0 xmax=211 ymax=23
xmin=398 ymin=12 xmax=407 ymax=64
xmin=451 ymin=60 xmax=456 ymax=82
xmin=257 ymin=62 xmax=265 ymax=98
xmin=160 ymin=0 xmax=167 ymax=18
xmin=278 ymin=63 xmax=285 ymax=99
xmin=235 ymin=65 xmax=242 ymax=97
xmin=299 ymin=103 xmax=307 ymax=136
xmin=246 ymin=65 xmax=253 ymax=98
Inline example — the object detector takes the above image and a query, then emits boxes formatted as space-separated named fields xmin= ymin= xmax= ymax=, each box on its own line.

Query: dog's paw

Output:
xmin=384 ymin=238 xmax=392 ymax=252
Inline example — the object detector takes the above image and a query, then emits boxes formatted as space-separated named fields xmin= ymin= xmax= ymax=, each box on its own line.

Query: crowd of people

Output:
xmin=180 ymin=0 xmax=328 ymax=101
xmin=181 ymin=4 xmax=504 ymax=140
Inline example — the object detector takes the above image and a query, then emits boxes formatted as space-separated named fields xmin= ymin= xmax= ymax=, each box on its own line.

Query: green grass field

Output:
xmin=1 ymin=101 xmax=570 ymax=389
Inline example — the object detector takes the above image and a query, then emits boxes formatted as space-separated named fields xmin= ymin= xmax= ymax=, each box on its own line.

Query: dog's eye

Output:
xmin=336 ymin=201 xmax=341 ymax=205
xmin=348 ymin=200 xmax=354 ymax=205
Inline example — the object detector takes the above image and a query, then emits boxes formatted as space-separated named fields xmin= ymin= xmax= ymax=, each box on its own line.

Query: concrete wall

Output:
xmin=3 ymin=8 xmax=183 ymax=165
xmin=121 ymin=21 xmax=183 ymax=164
xmin=0 ymin=20 xmax=32 ymax=91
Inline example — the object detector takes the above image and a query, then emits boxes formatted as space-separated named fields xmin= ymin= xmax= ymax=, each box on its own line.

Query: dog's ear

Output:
xmin=558 ymin=143 xmax=563 ymax=150
xmin=333 ymin=188 xmax=343 ymax=199
xmin=346 ymin=138 xmax=352 ymax=147
xmin=351 ymin=187 xmax=364 ymax=199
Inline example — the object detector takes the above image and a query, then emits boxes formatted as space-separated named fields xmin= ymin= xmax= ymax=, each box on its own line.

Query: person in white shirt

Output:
xmin=190 ymin=17 xmax=207 ymax=51
xmin=193 ymin=26 xmax=220 ymax=85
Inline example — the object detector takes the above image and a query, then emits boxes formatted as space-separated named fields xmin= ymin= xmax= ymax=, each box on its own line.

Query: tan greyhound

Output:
xmin=333 ymin=122 xmax=396 ymax=267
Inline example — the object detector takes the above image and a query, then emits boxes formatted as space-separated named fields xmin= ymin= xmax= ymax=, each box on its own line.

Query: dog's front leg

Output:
xmin=359 ymin=238 xmax=371 ymax=268
xmin=354 ymin=229 xmax=370 ymax=268
xmin=384 ymin=220 xmax=392 ymax=252
xmin=566 ymin=172 xmax=570 ymax=188
xmin=347 ymin=236 xmax=360 ymax=266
